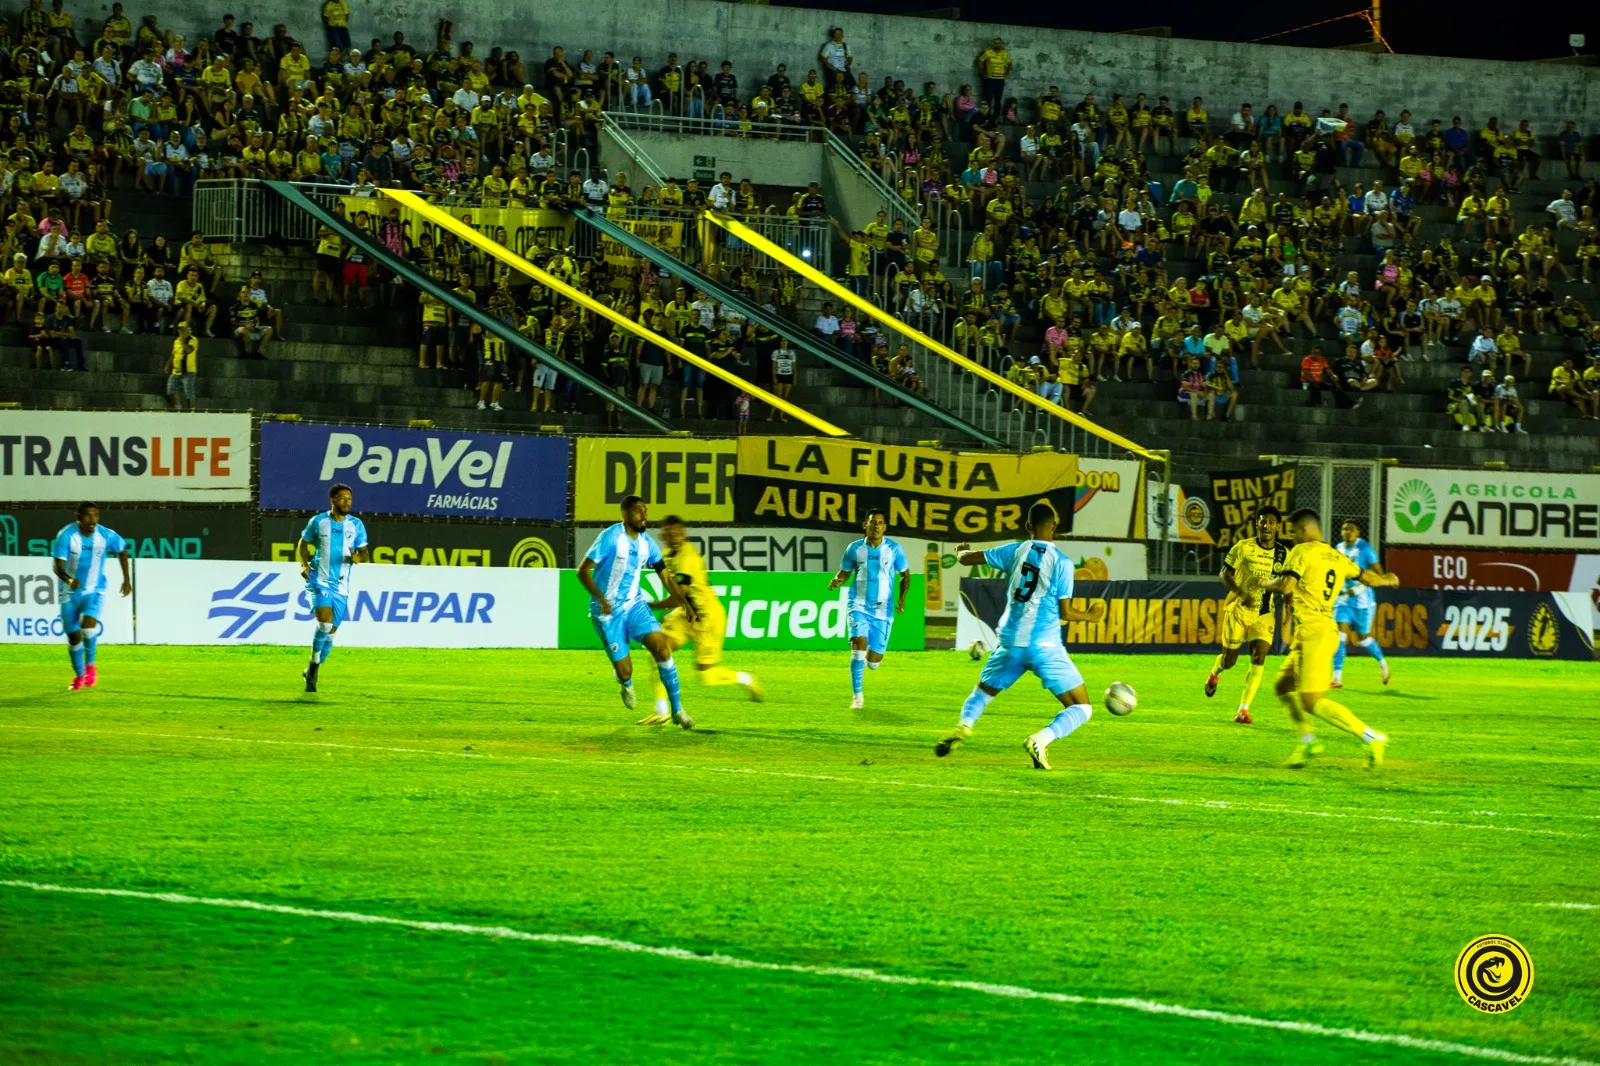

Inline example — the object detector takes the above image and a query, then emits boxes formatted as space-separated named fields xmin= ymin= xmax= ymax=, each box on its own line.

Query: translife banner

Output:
xmin=0 ymin=555 xmax=134 ymax=643
xmin=734 ymin=438 xmax=1134 ymax=540
xmin=259 ymin=422 xmax=571 ymax=520
xmin=574 ymin=437 xmax=736 ymax=522
xmin=133 ymin=560 xmax=559 ymax=647
xmin=1385 ymin=468 xmax=1600 ymax=550
xmin=1209 ymin=465 xmax=1297 ymax=549
xmin=956 ymin=579 xmax=1594 ymax=659
xmin=0 ymin=411 xmax=252 ymax=502
xmin=556 ymin=568 xmax=925 ymax=651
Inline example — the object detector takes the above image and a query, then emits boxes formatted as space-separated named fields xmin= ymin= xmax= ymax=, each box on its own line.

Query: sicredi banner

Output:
xmin=2 ymin=506 xmax=252 ymax=560
xmin=556 ymin=569 xmax=926 ymax=651
xmin=0 ymin=556 xmax=134 ymax=643
xmin=575 ymin=525 xmax=854 ymax=572
xmin=261 ymin=516 xmax=570 ymax=568
xmin=1385 ymin=468 xmax=1600 ymax=550
xmin=956 ymin=579 xmax=1595 ymax=659
xmin=0 ymin=411 xmax=251 ymax=502
xmin=574 ymin=438 xmax=737 ymax=522
xmin=258 ymin=422 xmax=570 ymax=520
xmin=735 ymin=437 xmax=1127 ymax=539
xmin=134 ymin=560 xmax=559 ymax=647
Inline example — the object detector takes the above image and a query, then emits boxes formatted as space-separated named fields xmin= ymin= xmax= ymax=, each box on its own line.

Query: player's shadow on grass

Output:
xmin=853 ymin=706 xmax=913 ymax=726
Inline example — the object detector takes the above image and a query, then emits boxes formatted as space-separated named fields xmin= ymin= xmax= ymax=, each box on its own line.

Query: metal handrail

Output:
xmin=599 ymin=112 xmax=667 ymax=186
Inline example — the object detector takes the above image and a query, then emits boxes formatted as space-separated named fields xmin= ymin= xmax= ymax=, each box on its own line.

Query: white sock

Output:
xmin=1331 ymin=670 xmax=1342 ymax=682
xmin=1362 ymin=727 xmax=1380 ymax=742
xmin=736 ymin=671 xmax=752 ymax=685
xmin=654 ymin=697 xmax=668 ymax=714
xmin=1300 ymin=731 xmax=1317 ymax=744
xmin=866 ymin=659 xmax=880 ymax=670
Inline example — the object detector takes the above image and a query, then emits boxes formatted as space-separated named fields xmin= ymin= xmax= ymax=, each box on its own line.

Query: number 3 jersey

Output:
xmin=1281 ymin=541 xmax=1361 ymax=634
xmin=983 ymin=539 xmax=1074 ymax=647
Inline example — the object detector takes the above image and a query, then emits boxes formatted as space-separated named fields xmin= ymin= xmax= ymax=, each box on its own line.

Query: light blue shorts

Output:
xmin=59 ymin=590 xmax=104 ymax=635
xmin=591 ymin=597 xmax=660 ymax=661
xmin=308 ymin=584 xmax=349 ymax=627
xmin=979 ymin=641 xmax=1084 ymax=697
xmin=848 ymin=610 xmax=893 ymax=655
xmin=1333 ymin=601 xmax=1374 ymax=634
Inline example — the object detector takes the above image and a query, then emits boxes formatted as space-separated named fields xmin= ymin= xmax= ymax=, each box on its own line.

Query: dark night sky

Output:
xmin=777 ymin=0 xmax=1596 ymax=63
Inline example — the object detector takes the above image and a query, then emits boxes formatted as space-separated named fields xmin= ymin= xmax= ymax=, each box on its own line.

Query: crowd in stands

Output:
xmin=6 ymin=1 xmax=1598 ymax=431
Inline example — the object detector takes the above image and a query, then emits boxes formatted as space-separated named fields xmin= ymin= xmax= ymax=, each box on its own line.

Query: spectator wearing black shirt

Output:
xmin=799 ymin=181 xmax=826 ymax=218
xmin=230 ymin=284 xmax=273 ymax=359
xmin=714 ymin=61 xmax=738 ymax=109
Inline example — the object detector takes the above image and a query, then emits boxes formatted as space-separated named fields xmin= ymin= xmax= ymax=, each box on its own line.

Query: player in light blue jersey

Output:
xmin=936 ymin=502 xmax=1107 ymax=770
xmin=1331 ymin=518 xmax=1390 ymax=687
xmin=577 ymin=494 xmax=697 ymax=727
xmin=827 ymin=509 xmax=909 ymax=709
xmin=297 ymin=483 xmax=369 ymax=693
xmin=51 ymin=502 xmax=132 ymax=690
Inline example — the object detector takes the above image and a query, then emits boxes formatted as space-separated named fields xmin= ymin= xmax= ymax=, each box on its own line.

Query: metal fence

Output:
xmin=193 ymin=179 xmax=370 ymax=242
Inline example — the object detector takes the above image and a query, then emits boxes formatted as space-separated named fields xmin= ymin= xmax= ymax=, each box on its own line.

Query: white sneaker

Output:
xmin=620 ymin=684 xmax=637 ymax=711
xmin=490 ymin=402 xmax=503 ymax=411
xmin=1514 ymin=424 xmax=1527 ymax=434
xmin=1380 ymin=658 xmax=1391 ymax=685
xmin=476 ymin=400 xmax=486 ymax=410
xmin=849 ymin=693 xmax=864 ymax=710
xmin=1023 ymin=735 xmax=1052 ymax=770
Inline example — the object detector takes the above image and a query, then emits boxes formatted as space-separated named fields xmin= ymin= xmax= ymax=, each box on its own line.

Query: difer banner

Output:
xmin=575 ymin=525 xmax=854 ymax=572
xmin=574 ymin=437 xmax=736 ymax=522
xmin=134 ymin=559 xmax=559 ymax=647
xmin=0 ymin=556 xmax=134 ymax=643
xmin=735 ymin=437 xmax=1137 ymax=539
xmin=261 ymin=515 xmax=569 ymax=568
xmin=1209 ymin=465 xmax=1297 ymax=549
xmin=556 ymin=568 xmax=925 ymax=651
xmin=1385 ymin=468 xmax=1600 ymax=550
xmin=0 ymin=411 xmax=251 ymax=502
xmin=956 ymin=579 xmax=1594 ymax=658
xmin=2 ymin=505 xmax=252 ymax=559
xmin=258 ymin=422 xmax=570 ymax=520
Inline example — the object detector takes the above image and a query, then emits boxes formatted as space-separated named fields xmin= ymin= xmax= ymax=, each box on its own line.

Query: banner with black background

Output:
xmin=1 ymin=505 xmax=252 ymax=559
xmin=735 ymin=437 xmax=1093 ymax=540
xmin=1209 ymin=465 xmax=1297 ymax=549
xmin=960 ymin=579 xmax=1595 ymax=659
xmin=260 ymin=516 xmax=570 ymax=568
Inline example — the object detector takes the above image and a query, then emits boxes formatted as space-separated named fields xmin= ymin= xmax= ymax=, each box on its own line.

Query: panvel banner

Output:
xmin=0 ymin=411 xmax=252 ymax=502
xmin=0 ymin=556 xmax=134 ymax=643
xmin=956 ymin=579 xmax=1595 ymax=659
xmin=735 ymin=438 xmax=1140 ymax=540
xmin=258 ymin=422 xmax=570 ymax=521
xmin=575 ymin=437 xmax=737 ymax=522
xmin=2 ymin=506 xmax=252 ymax=560
xmin=133 ymin=560 xmax=559 ymax=647
xmin=601 ymin=217 xmax=685 ymax=267
xmin=1209 ymin=465 xmax=1297 ymax=549
xmin=1385 ymin=468 xmax=1600 ymax=550
xmin=261 ymin=516 xmax=570 ymax=568
xmin=340 ymin=197 xmax=574 ymax=262
xmin=575 ymin=525 xmax=855 ymax=573
xmin=556 ymin=569 xmax=926 ymax=651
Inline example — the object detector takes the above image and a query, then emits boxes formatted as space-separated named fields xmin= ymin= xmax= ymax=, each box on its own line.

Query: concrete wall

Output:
xmin=104 ymin=0 xmax=1593 ymax=135
xmin=603 ymin=130 xmax=823 ymax=187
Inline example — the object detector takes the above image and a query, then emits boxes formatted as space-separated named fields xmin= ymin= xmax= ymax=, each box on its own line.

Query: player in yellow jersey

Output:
xmin=1204 ymin=505 xmax=1287 ymax=724
xmin=1265 ymin=509 xmax=1400 ymax=769
xmin=639 ymin=516 xmax=764 ymax=724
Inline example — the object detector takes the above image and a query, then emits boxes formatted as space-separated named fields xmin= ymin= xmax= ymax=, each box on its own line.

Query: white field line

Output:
xmin=1 ymin=879 xmax=1592 ymax=1066
xmin=1533 ymin=902 xmax=1597 ymax=910
xmin=0 ymin=725 xmax=1589 ymax=839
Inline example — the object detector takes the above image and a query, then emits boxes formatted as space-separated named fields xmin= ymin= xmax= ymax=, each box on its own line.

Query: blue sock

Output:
xmin=850 ymin=650 xmax=866 ymax=695
xmin=959 ymin=686 xmax=993 ymax=727
xmin=1359 ymin=636 xmax=1386 ymax=663
xmin=83 ymin=632 xmax=99 ymax=665
xmin=1332 ymin=639 xmax=1347 ymax=673
xmin=69 ymin=642 xmax=86 ymax=677
xmin=1037 ymin=703 xmax=1092 ymax=743
xmin=657 ymin=659 xmax=681 ymax=713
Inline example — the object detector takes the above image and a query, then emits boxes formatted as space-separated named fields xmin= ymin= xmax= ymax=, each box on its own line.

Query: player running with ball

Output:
xmin=828 ymin=510 xmax=910 ymax=709
xmin=1265 ymin=508 xmax=1399 ymax=769
xmin=51 ymin=502 xmax=132 ymax=690
xmin=1204 ymin=505 xmax=1288 ymax=724
xmin=935 ymin=502 xmax=1108 ymax=770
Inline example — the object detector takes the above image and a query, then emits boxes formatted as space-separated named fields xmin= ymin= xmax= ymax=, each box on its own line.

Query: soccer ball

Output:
xmin=967 ymin=639 xmax=989 ymax=661
xmin=1105 ymin=682 xmax=1138 ymax=717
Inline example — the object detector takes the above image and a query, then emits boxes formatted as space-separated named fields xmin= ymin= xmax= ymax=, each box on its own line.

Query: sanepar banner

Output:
xmin=1385 ymin=468 xmax=1600 ymax=550
xmin=259 ymin=422 xmax=570 ymax=520
xmin=557 ymin=569 xmax=925 ymax=651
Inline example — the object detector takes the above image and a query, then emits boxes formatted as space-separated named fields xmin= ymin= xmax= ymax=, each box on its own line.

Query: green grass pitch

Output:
xmin=1 ymin=645 xmax=1596 ymax=1065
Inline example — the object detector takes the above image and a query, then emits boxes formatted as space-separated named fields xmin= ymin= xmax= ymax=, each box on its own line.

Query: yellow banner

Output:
xmin=576 ymin=437 xmax=737 ymax=522
xmin=736 ymin=437 xmax=1087 ymax=538
xmin=340 ymin=197 xmax=574 ymax=258
xmin=601 ymin=217 xmax=684 ymax=267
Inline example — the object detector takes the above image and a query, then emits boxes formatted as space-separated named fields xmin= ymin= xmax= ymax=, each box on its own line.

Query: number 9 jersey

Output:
xmin=1281 ymin=541 xmax=1362 ymax=634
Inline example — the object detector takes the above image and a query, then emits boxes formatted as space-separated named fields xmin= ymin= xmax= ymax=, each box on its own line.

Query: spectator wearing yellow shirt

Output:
xmin=322 ymin=0 xmax=351 ymax=50
xmin=173 ymin=267 xmax=216 ymax=336
xmin=974 ymin=37 xmax=1009 ymax=114
xmin=164 ymin=323 xmax=200 ymax=411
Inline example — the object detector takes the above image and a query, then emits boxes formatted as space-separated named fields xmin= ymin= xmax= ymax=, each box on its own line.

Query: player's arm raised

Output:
xmin=576 ymin=557 xmax=611 ymax=617
xmin=954 ymin=543 xmax=986 ymax=566
xmin=1357 ymin=565 xmax=1399 ymax=588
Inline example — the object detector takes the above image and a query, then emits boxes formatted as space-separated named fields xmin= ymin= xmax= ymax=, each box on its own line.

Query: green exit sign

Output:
xmin=693 ymin=155 xmax=715 ymax=168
